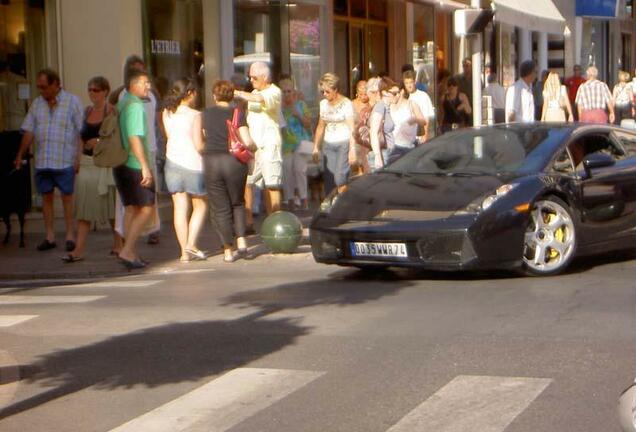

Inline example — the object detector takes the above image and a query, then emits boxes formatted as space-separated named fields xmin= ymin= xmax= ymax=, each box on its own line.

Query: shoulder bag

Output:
xmin=226 ymin=108 xmax=253 ymax=164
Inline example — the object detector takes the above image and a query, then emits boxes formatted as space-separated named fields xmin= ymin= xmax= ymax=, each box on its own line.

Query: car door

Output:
xmin=570 ymin=131 xmax=634 ymax=245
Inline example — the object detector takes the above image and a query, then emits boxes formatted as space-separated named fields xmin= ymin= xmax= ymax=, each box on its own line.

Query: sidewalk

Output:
xmin=0 ymin=209 xmax=314 ymax=281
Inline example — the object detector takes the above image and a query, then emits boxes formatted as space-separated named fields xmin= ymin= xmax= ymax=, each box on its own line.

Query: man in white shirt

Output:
xmin=483 ymin=73 xmax=506 ymax=123
xmin=402 ymin=70 xmax=434 ymax=142
xmin=234 ymin=62 xmax=283 ymax=214
xmin=505 ymin=60 xmax=537 ymax=123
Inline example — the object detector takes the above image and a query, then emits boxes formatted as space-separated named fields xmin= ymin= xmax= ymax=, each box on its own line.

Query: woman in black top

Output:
xmin=203 ymin=80 xmax=255 ymax=262
xmin=440 ymin=77 xmax=472 ymax=134
xmin=64 ymin=76 xmax=119 ymax=262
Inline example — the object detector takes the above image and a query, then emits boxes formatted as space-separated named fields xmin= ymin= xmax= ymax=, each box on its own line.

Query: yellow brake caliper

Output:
xmin=548 ymin=212 xmax=564 ymax=260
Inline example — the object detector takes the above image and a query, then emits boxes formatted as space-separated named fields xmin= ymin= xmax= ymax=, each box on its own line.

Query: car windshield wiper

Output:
xmin=445 ymin=170 xmax=494 ymax=177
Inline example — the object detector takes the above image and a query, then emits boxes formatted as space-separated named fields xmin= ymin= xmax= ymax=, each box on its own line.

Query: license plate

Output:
xmin=350 ymin=242 xmax=408 ymax=258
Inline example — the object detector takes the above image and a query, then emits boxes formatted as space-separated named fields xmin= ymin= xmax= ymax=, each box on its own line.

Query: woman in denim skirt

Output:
xmin=162 ymin=78 xmax=207 ymax=262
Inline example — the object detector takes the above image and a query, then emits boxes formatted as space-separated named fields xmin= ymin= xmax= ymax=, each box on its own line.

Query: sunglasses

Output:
xmin=249 ymin=76 xmax=258 ymax=81
xmin=88 ymin=88 xmax=103 ymax=93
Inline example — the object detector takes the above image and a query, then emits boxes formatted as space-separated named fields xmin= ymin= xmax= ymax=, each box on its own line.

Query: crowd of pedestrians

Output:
xmin=9 ymin=52 xmax=636 ymax=269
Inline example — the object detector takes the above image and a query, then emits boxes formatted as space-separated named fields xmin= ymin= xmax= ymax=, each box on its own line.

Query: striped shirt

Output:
xmin=575 ymin=79 xmax=612 ymax=111
xmin=21 ymin=89 xmax=83 ymax=169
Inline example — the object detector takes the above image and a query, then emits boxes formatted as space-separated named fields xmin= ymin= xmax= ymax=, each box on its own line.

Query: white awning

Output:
xmin=491 ymin=0 xmax=567 ymax=34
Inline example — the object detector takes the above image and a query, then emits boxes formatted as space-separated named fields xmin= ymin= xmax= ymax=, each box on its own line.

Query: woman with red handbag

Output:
xmin=203 ymin=80 xmax=255 ymax=262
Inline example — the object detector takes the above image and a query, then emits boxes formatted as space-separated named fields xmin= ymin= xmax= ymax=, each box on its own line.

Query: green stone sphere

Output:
xmin=260 ymin=211 xmax=303 ymax=254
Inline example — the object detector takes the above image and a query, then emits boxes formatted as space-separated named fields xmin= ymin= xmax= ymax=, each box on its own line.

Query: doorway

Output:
xmin=333 ymin=0 xmax=388 ymax=97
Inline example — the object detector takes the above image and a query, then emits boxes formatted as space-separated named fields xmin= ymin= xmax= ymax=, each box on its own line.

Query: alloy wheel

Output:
xmin=523 ymin=199 xmax=576 ymax=275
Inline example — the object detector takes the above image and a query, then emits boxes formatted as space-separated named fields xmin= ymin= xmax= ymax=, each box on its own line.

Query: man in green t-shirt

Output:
xmin=112 ymin=69 xmax=156 ymax=269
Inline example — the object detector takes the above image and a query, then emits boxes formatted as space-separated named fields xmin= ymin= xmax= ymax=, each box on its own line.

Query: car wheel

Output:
xmin=522 ymin=196 xmax=577 ymax=276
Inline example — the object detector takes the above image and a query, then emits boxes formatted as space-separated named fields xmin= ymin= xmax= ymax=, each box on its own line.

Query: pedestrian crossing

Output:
xmin=108 ymin=368 xmax=325 ymax=432
xmin=0 ymin=278 xmax=162 ymax=329
xmin=100 ymin=371 xmax=551 ymax=432
xmin=0 ymin=278 xmax=555 ymax=431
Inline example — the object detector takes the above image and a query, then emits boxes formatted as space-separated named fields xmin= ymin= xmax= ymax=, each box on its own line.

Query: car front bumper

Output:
xmin=310 ymin=213 xmax=524 ymax=271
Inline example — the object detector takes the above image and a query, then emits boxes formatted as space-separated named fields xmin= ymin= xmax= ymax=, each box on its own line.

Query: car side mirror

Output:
xmin=583 ymin=153 xmax=615 ymax=177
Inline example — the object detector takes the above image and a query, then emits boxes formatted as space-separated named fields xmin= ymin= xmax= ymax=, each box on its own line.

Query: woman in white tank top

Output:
xmin=162 ymin=78 xmax=207 ymax=263
xmin=388 ymin=88 xmax=427 ymax=165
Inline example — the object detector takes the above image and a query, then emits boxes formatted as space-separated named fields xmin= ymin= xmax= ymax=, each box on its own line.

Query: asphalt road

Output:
xmin=0 ymin=249 xmax=635 ymax=432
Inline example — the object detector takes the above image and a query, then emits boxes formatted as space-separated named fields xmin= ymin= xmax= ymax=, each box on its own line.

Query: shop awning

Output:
xmin=491 ymin=0 xmax=567 ymax=34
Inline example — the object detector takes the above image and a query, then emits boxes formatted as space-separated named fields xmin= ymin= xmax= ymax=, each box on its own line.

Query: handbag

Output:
xmin=93 ymin=102 xmax=131 ymax=168
xmin=226 ymin=108 xmax=253 ymax=164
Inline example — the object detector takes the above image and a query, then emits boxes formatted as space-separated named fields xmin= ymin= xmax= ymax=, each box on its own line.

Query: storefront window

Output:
xmin=410 ymin=3 xmax=435 ymax=92
xmin=143 ymin=0 xmax=204 ymax=105
xmin=233 ymin=0 xmax=284 ymax=80
xmin=333 ymin=0 xmax=388 ymax=97
xmin=288 ymin=4 xmax=321 ymax=109
xmin=0 ymin=0 xmax=50 ymax=208
xmin=581 ymin=19 xmax=608 ymax=81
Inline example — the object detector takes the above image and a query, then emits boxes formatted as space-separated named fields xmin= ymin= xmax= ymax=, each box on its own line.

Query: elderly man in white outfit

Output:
xmin=505 ymin=60 xmax=537 ymax=124
xmin=234 ymin=62 xmax=283 ymax=214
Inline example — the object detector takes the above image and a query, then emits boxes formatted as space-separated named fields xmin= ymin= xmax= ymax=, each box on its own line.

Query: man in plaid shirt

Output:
xmin=14 ymin=68 xmax=83 ymax=252
xmin=575 ymin=66 xmax=615 ymax=124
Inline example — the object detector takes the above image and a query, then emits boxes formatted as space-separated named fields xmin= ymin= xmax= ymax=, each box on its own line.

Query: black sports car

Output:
xmin=310 ymin=123 xmax=636 ymax=276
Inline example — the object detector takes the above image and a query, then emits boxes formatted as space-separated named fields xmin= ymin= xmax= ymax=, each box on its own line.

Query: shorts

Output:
xmin=35 ymin=167 xmax=75 ymax=195
xmin=247 ymin=141 xmax=282 ymax=189
xmin=113 ymin=164 xmax=156 ymax=207
xmin=164 ymin=159 xmax=205 ymax=196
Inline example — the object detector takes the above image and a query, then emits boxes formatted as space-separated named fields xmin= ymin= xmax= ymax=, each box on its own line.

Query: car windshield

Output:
xmin=388 ymin=126 xmax=571 ymax=175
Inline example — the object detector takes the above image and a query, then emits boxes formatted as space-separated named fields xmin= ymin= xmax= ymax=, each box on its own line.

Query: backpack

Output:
xmin=353 ymin=104 xmax=386 ymax=150
xmin=93 ymin=102 xmax=131 ymax=168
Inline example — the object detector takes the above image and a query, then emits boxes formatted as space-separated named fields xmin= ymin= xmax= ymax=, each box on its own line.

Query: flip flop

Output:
xmin=185 ymin=249 xmax=208 ymax=260
xmin=61 ymin=254 xmax=83 ymax=263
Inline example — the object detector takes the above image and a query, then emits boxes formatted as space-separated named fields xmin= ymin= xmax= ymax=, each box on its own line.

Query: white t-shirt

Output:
xmin=484 ymin=83 xmax=506 ymax=109
xmin=119 ymin=89 xmax=158 ymax=152
xmin=246 ymin=84 xmax=282 ymax=149
xmin=505 ymin=79 xmax=535 ymax=123
xmin=162 ymin=105 xmax=202 ymax=172
xmin=320 ymin=97 xmax=354 ymax=144
xmin=409 ymin=89 xmax=435 ymax=119
xmin=391 ymin=101 xmax=418 ymax=149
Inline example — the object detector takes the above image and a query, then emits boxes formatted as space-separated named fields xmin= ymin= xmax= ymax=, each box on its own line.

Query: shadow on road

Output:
xmin=0 ymin=258 xmax=410 ymax=420
xmin=0 ymin=316 xmax=308 ymax=420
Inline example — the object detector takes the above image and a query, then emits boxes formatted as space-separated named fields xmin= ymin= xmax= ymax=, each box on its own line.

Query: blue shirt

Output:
xmin=21 ymin=89 xmax=83 ymax=169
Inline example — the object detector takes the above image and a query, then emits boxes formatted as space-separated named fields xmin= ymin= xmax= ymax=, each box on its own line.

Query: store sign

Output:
xmin=576 ymin=0 xmax=620 ymax=18
xmin=151 ymin=39 xmax=181 ymax=55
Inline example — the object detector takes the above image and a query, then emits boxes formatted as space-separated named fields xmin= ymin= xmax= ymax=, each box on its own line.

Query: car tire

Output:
xmin=521 ymin=195 xmax=577 ymax=276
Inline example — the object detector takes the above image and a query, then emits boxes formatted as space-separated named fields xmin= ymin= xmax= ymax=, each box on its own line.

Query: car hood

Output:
xmin=328 ymin=172 xmax=514 ymax=220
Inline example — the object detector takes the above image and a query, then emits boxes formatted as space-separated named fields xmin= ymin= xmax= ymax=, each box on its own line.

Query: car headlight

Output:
xmin=319 ymin=192 xmax=340 ymax=213
xmin=480 ymin=183 xmax=517 ymax=211
xmin=455 ymin=183 xmax=518 ymax=215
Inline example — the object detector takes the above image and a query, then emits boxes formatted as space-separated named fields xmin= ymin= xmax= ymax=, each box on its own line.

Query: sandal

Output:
xmin=119 ymin=257 xmax=146 ymax=270
xmin=61 ymin=254 xmax=83 ymax=263
xmin=185 ymin=249 xmax=208 ymax=260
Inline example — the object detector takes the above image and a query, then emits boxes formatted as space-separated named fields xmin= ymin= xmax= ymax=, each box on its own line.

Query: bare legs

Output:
xmin=172 ymin=193 xmax=208 ymax=261
xmin=41 ymin=192 xmax=55 ymax=242
xmin=118 ymin=205 xmax=154 ymax=263
xmin=61 ymin=194 xmax=75 ymax=242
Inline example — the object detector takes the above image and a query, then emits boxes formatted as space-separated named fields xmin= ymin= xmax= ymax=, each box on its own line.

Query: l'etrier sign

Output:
xmin=151 ymin=40 xmax=181 ymax=55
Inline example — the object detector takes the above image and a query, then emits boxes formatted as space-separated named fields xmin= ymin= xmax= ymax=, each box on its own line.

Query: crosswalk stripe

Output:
xmin=386 ymin=375 xmax=552 ymax=432
xmin=108 ymin=368 xmax=324 ymax=432
xmin=0 ymin=295 xmax=105 ymax=305
xmin=0 ymin=315 xmax=38 ymax=327
xmin=58 ymin=280 xmax=162 ymax=289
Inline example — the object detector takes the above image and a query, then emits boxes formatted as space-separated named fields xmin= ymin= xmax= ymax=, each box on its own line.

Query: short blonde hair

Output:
xmin=319 ymin=73 xmax=340 ymax=91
